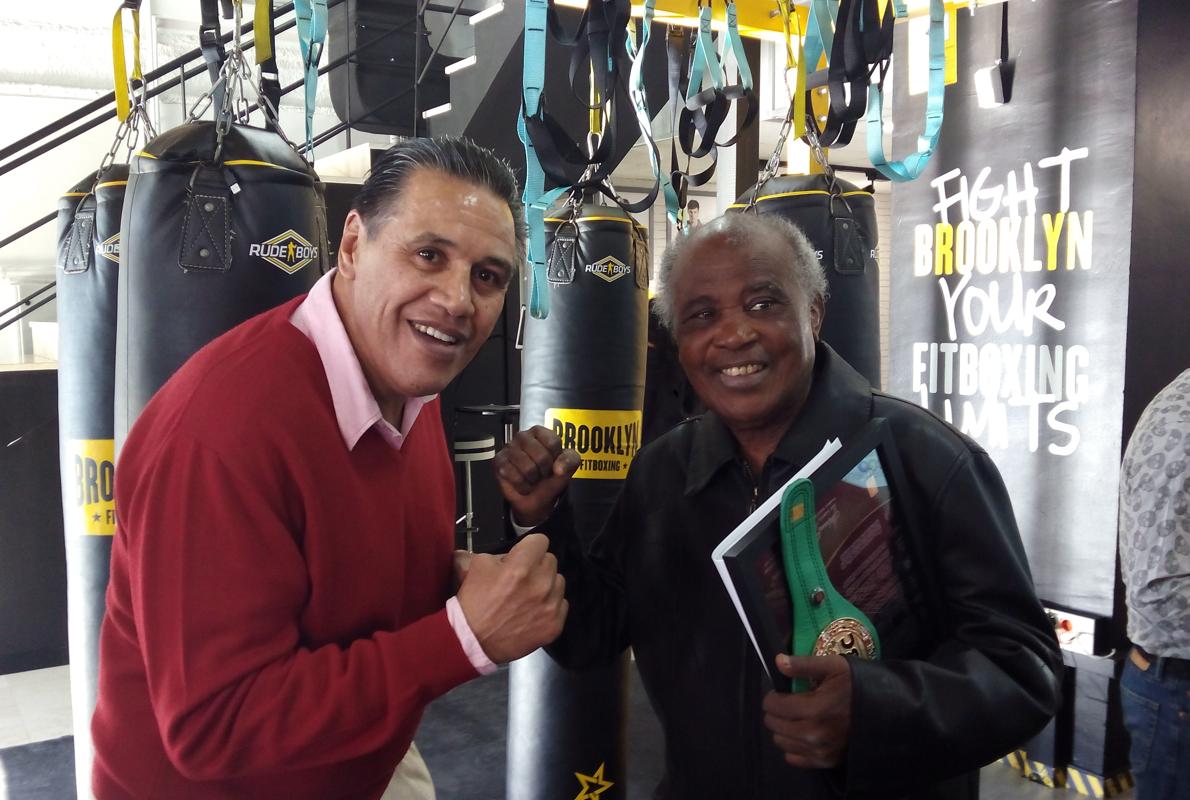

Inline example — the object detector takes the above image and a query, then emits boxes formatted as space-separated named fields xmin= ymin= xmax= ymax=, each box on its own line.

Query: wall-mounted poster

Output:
xmin=889 ymin=0 xmax=1138 ymax=616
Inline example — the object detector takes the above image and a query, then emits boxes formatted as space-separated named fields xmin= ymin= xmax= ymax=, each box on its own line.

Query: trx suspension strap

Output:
xmin=520 ymin=0 xmax=568 ymax=319
xmin=294 ymin=0 xmax=328 ymax=153
xmin=867 ymin=0 xmax=946 ymax=182
xmin=808 ymin=0 xmax=893 ymax=149
xmin=802 ymin=0 xmax=837 ymax=83
xmin=626 ymin=0 xmax=678 ymax=223
xmin=669 ymin=1 xmax=757 ymax=210
xmin=525 ymin=0 xmax=631 ymax=195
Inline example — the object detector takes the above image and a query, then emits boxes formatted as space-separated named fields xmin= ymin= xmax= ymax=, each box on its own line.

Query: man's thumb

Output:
xmin=553 ymin=449 xmax=582 ymax=479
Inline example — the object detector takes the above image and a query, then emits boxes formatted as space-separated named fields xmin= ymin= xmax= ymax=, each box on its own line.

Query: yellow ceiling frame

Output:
xmin=553 ymin=0 xmax=1009 ymax=43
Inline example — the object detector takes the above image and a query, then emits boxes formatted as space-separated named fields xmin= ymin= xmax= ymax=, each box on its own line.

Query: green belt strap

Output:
xmin=780 ymin=478 xmax=880 ymax=693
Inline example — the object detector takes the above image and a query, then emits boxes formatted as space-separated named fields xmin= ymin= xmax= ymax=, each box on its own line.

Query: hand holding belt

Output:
xmin=780 ymin=478 xmax=880 ymax=693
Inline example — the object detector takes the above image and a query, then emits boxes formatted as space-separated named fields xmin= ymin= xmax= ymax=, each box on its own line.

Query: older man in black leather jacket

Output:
xmin=494 ymin=213 xmax=1060 ymax=799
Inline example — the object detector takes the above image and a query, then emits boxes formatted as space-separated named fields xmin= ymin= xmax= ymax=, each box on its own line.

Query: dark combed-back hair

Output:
xmin=653 ymin=212 xmax=827 ymax=334
xmin=351 ymin=136 xmax=528 ymax=267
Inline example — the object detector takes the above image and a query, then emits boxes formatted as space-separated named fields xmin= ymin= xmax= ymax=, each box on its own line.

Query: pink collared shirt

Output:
xmin=291 ymin=269 xmax=496 ymax=676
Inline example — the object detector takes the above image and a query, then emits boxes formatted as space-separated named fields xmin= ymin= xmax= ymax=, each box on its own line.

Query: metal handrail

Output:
xmin=0 ymin=290 xmax=57 ymax=334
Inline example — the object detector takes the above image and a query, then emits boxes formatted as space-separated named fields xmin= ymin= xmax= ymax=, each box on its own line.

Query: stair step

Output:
xmin=444 ymin=55 xmax=477 ymax=76
xmin=469 ymin=2 xmax=504 ymax=26
xmin=422 ymin=102 xmax=453 ymax=119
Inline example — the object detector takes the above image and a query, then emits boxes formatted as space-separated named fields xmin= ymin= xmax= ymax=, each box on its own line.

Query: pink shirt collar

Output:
xmin=290 ymin=269 xmax=433 ymax=451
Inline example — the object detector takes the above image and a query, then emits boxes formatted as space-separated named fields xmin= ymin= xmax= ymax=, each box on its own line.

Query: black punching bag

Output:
xmin=116 ymin=122 xmax=326 ymax=442
xmin=55 ymin=165 xmax=126 ymax=794
xmin=733 ymin=173 xmax=881 ymax=386
xmin=509 ymin=203 xmax=650 ymax=800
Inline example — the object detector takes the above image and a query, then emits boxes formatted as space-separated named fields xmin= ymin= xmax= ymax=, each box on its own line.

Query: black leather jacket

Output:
xmin=543 ymin=344 xmax=1061 ymax=799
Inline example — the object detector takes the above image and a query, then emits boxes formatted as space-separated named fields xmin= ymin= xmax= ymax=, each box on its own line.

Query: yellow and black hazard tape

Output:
xmin=998 ymin=749 xmax=1028 ymax=775
xmin=1066 ymin=766 xmax=1134 ymax=798
xmin=1022 ymin=758 xmax=1067 ymax=789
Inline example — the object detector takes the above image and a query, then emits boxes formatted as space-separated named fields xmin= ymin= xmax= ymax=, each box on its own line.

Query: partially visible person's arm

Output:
xmin=495 ymin=426 xmax=634 ymax=669
xmin=841 ymin=448 xmax=1060 ymax=793
xmin=124 ymin=433 xmax=562 ymax=781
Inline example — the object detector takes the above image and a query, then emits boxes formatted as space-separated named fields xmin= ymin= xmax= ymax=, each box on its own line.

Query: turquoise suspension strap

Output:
xmin=626 ymin=0 xmax=678 ymax=223
xmin=866 ymin=0 xmax=945 ymax=182
xmin=520 ymin=0 xmax=566 ymax=319
xmin=294 ymin=0 xmax=328 ymax=152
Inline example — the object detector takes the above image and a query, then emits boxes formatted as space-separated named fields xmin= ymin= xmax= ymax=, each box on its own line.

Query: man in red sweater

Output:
xmin=91 ymin=137 xmax=566 ymax=798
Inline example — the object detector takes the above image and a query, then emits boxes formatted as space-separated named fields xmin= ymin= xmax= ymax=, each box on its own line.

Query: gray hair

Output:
xmin=653 ymin=212 xmax=827 ymax=333
xmin=352 ymin=136 xmax=528 ymax=268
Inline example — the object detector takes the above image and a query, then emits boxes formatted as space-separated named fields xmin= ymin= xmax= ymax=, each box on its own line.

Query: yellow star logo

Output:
xmin=574 ymin=762 xmax=614 ymax=800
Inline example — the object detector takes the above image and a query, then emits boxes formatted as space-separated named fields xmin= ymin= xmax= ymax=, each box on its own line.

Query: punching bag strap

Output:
xmin=61 ymin=205 xmax=97 ymax=276
xmin=547 ymin=217 xmax=580 ymax=285
xmin=199 ymin=0 xmax=229 ymax=122
xmin=829 ymin=190 xmax=867 ymax=275
xmin=867 ymin=0 xmax=945 ymax=182
xmin=111 ymin=1 xmax=144 ymax=124
xmin=254 ymin=0 xmax=283 ymax=134
xmin=294 ymin=0 xmax=329 ymax=152
xmin=179 ymin=166 xmax=234 ymax=273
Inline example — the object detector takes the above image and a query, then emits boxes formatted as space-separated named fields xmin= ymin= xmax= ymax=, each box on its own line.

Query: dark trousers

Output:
xmin=1120 ymin=648 xmax=1190 ymax=800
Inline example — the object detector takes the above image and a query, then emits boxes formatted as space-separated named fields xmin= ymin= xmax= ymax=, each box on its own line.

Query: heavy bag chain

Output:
xmin=186 ymin=0 xmax=296 ymax=162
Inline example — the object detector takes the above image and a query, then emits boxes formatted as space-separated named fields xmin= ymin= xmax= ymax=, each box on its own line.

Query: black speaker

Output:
xmin=328 ymin=0 xmax=450 ymax=135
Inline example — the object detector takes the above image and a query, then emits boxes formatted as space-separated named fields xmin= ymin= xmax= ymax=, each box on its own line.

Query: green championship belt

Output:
xmin=780 ymin=478 xmax=880 ymax=693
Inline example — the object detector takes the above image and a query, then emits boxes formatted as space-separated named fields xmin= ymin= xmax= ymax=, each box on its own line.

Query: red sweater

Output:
xmin=92 ymin=298 xmax=478 ymax=799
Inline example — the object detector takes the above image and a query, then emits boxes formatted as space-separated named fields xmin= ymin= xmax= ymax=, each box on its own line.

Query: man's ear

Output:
xmin=809 ymin=295 xmax=825 ymax=341
xmin=337 ymin=210 xmax=364 ymax=279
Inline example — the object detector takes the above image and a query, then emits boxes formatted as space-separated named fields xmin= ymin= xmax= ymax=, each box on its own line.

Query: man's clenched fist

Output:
xmin=493 ymin=426 xmax=581 ymax=528
xmin=455 ymin=533 xmax=568 ymax=663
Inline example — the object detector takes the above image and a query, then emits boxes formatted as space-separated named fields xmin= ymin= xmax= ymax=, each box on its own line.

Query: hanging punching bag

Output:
xmin=509 ymin=202 xmax=650 ymax=800
xmin=732 ymin=173 xmax=881 ymax=386
xmin=115 ymin=122 xmax=327 ymax=443
xmin=55 ymin=164 xmax=126 ymax=793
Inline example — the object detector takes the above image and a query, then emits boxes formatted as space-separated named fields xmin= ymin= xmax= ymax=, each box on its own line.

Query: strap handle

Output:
xmin=866 ymin=0 xmax=945 ymax=182
xmin=254 ymin=0 xmax=282 ymax=133
xmin=199 ymin=0 xmax=230 ymax=122
xmin=111 ymin=1 xmax=144 ymax=123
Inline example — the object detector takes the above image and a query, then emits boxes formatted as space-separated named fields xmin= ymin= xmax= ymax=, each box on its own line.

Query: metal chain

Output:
xmin=804 ymin=121 xmax=838 ymax=190
xmin=748 ymin=94 xmax=796 ymax=209
xmin=178 ymin=0 xmax=300 ymax=161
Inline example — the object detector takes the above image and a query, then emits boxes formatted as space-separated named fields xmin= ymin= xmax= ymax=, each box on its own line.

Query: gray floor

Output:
xmin=0 ymin=661 xmax=1133 ymax=799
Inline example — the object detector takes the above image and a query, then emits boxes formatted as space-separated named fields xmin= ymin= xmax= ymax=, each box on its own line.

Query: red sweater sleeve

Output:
xmin=121 ymin=433 xmax=477 ymax=781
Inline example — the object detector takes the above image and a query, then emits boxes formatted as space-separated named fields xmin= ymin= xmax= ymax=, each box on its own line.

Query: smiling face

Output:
xmin=672 ymin=229 xmax=823 ymax=443
xmin=333 ymin=167 xmax=517 ymax=420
